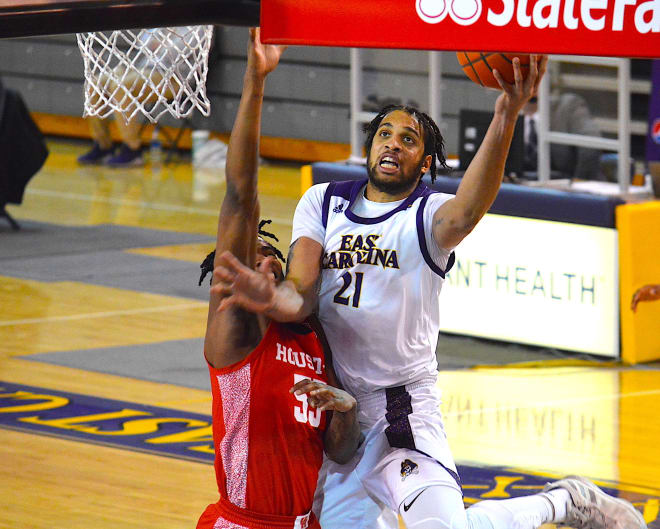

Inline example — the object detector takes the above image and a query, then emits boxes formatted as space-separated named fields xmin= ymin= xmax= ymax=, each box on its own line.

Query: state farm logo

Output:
xmin=415 ymin=0 xmax=660 ymax=33
xmin=416 ymin=0 xmax=482 ymax=25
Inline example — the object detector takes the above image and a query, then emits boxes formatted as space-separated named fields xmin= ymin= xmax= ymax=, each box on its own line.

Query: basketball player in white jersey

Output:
xmin=212 ymin=52 xmax=646 ymax=529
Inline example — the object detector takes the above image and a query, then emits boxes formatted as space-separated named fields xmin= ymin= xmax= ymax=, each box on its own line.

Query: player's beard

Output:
xmin=367 ymin=156 xmax=426 ymax=196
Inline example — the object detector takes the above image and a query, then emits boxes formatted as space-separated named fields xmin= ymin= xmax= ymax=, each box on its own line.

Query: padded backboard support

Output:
xmin=0 ymin=0 xmax=260 ymax=39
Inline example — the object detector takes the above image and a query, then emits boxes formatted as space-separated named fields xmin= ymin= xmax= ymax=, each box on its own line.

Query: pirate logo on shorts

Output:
xmin=400 ymin=459 xmax=419 ymax=481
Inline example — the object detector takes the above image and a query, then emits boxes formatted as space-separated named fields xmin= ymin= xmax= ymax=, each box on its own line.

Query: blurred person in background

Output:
xmin=78 ymin=26 xmax=211 ymax=168
xmin=522 ymin=62 xmax=602 ymax=180
xmin=77 ymin=114 xmax=145 ymax=168
xmin=0 ymin=77 xmax=48 ymax=229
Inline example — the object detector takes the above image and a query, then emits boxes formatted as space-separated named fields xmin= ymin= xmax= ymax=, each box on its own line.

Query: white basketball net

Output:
xmin=77 ymin=26 xmax=214 ymax=123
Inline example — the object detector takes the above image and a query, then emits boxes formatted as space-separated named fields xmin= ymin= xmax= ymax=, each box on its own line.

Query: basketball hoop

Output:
xmin=77 ymin=26 xmax=214 ymax=123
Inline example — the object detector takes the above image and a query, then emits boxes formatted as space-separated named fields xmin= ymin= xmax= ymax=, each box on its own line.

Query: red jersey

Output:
xmin=198 ymin=321 xmax=328 ymax=529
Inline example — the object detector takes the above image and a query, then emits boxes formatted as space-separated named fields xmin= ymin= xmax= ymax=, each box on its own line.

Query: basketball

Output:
xmin=456 ymin=52 xmax=530 ymax=89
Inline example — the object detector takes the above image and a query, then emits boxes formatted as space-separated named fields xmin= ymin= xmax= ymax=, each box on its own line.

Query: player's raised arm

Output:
xmin=209 ymin=30 xmax=319 ymax=323
xmin=432 ymin=55 xmax=548 ymax=250
xmin=204 ymin=28 xmax=286 ymax=364
xmin=212 ymin=28 xmax=285 ymax=274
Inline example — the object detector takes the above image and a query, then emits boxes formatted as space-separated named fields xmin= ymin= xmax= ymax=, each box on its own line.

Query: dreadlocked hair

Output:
xmin=198 ymin=219 xmax=286 ymax=286
xmin=362 ymin=104 xmax=449 ymax=183
xmin=257 ymin=219 xmax=286 ymax=264
xmin=198 ymin=251 xmax=215 ymax=286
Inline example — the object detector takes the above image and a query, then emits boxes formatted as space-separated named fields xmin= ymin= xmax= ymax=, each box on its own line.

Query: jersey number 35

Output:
xmin=293 ymin=373 xmax=323 ymax=427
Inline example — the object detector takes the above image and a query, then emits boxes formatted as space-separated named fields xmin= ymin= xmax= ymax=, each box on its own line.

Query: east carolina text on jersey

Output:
xmin=323 ymin=233 xmax=400 ymax=270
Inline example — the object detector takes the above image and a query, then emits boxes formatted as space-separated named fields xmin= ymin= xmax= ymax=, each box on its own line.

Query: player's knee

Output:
xmin=400 ymin=486 xmax=469 ymax=529
xmin=466 ymin=501 xmax=508 ymax=529
xmin=401 ymin=511 xmax=468 ymax=529
xmin=449 ymin=511 xmax=470 ymax=529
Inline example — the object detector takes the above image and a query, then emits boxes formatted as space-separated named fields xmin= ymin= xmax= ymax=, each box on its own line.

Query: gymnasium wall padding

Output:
xmin=310 ymin=162 xmax=624 ymax=227
xmin=617 ymin=201 xmax=660 ymax=364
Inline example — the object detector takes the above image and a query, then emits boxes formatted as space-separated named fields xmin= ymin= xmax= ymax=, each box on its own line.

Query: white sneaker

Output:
xmin=543 ymin=476 xmax=646 ymax=529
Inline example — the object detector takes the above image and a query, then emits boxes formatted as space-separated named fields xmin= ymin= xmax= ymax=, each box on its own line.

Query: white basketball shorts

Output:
xmin=313 ymin=377 xmax=463 ymax=529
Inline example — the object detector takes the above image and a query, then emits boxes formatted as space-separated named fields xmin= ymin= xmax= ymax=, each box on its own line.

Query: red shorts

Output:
xmin=197 ymin=499 xmax=320 ymax=529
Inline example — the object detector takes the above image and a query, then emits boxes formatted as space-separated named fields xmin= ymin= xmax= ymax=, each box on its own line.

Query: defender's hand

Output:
xmin=211 ymin=251 xmax=276 ymax=313
xmin=290 ymin=379 xmax=357 ymax=413
xmin=247 ymin=27 xmax=287 ymax=79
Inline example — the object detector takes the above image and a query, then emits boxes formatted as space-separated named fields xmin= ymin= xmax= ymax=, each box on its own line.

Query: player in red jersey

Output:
xmin=196 ymin=28 xmax=360 ymax=529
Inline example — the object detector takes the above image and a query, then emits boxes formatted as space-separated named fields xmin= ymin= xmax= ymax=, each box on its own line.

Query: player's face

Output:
xmin=255 ymin=240 xmax=284 ymax=283
xmin=367 ymin=110 xmax=431 ymax=195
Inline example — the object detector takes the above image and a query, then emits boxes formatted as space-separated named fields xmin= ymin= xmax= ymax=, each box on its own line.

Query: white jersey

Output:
xmin=291 ymin=179 xmax=455 ymax=397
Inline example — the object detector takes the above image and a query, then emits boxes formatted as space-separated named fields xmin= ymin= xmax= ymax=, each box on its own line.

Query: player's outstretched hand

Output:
xmin=211 ymin=250 xmax=276 ymax=313
xmin=493 ymin=54 xmax=548 ymax=117
xmin=247 ymin=27 xmax=287 ymax=80
xmin=290 ymin=379 xmax=357 ymax=413
xmin=631 ymin=284 xmax=660 ymax=312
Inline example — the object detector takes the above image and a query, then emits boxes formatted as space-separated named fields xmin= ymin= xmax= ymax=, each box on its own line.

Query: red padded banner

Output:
xmin=261 ymin=0 xmax=660 ymax=58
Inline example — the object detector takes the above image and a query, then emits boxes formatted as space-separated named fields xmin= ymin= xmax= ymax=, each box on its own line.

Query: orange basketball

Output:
xmin=456 ymin=52 xmax=530 ymax=89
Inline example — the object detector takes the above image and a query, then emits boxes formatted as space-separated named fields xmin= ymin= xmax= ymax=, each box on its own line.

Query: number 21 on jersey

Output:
xmin=333 ymin=271 xmax=364 ymax=308
xmin=293 ymin=373 xmax=323 ymax=427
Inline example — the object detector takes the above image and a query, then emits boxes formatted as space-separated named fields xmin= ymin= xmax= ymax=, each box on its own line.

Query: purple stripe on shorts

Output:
xmin=384 ymin=385 xmax=416 ymax=450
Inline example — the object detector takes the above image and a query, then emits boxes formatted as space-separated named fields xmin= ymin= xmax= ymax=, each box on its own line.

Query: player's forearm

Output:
xmin=324 ymin=406 xmax=361 ymax=464
xmin=224 ymin=75 xmax=266 ymax=201
xmin=264 ymin=279 xmax=315 ymax=322
xmin=454 ymin=107 xmax=518 ymax=227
